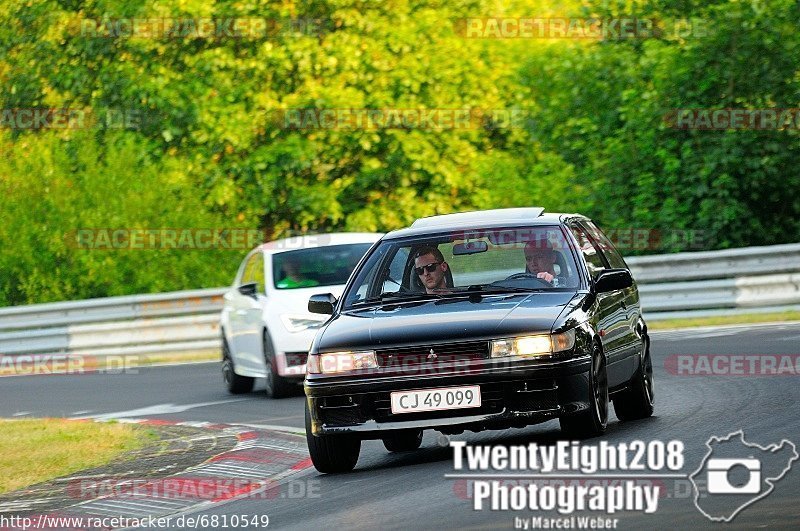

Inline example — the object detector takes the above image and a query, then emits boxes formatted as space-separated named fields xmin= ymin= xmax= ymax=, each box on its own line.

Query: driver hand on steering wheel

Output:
xmin=524 ymin=242 xmax=559 ymax=285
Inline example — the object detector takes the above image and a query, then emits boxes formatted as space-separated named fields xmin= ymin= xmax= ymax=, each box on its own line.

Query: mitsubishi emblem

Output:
xmin=427 ymin=348 xmax=438 ymax=361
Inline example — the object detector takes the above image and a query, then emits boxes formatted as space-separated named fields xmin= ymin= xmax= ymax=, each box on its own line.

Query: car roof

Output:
xmin=258 ymin=232 xmax=382 ymax=255
xmin=384 ymin=208 xmax=587 ymax=239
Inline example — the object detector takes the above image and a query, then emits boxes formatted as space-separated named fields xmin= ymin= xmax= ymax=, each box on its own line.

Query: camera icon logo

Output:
xmin=706 ymin=458 xmax=760 ymax=494
xmin=690 ymin=431 xmax=797 ymax=522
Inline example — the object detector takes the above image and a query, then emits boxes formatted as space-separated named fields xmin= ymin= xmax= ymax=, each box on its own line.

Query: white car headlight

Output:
xmin=490 ymin=329 xmax=576 ymax=358
xmin=307 ymin=351 xmax=378 ymax=374
xmin=280 ymin=314 xmax=326 ymax=333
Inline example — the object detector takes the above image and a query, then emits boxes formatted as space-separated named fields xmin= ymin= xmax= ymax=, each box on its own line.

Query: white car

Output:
xmin=220 ymin=233 xmax=381 ymax=397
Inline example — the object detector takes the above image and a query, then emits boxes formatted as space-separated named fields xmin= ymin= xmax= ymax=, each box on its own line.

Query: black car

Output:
xmin=304 ymin=208 xmax=654 ymax=473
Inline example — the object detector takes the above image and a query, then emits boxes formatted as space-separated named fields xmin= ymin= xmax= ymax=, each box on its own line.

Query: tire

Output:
xmin=560 ymin=343 xmax=608 ymax=438
xmin=263 ymin=330 xmax=294 ymax=399
xmin=222 ymin=336 xmax=255 ymax=394
xmin=613 ymin=335 xmax=655 ymax=421
xmin=305 ymin=401 xmax=360 ymax=473
xmin=382 ymin=429 xmax=423 ymax=452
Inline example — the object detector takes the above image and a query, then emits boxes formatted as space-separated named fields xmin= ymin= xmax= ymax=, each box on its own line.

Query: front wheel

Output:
xmin=305 ymin=402 xmax=360 ymax=473
xmin=383 ymin=429 xmax=423 ymax=452
xmin=560 ymin=344 xmax=608 ymax=438
xmin=613 ymin=336 xmax=655 ymax=421
xmin=222 ymin=337 xmax=254 ymax=394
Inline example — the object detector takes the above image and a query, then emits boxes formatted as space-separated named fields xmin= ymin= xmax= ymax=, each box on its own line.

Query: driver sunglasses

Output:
xmin=414 ymin=262 xmax=442 ymax=275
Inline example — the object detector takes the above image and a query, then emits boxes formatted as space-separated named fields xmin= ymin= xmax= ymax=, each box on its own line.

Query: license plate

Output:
xmin=390 ymin=385 xmax=481 ymax=414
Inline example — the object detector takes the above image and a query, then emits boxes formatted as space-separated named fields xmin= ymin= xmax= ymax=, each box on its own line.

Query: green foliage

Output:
xmin=1 ymin=0 xmax=799 ymax=305
xmin=520 ymin=0 xmax=800 ymax=249
xmin=0 ymin=131 xmax=240 ymax=304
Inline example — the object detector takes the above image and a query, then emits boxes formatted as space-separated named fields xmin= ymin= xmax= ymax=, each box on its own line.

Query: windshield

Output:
xmin=343 ymin=225 xmax=582 ymax=308
xmin=272 ymin=243 xmax=373 ymax=290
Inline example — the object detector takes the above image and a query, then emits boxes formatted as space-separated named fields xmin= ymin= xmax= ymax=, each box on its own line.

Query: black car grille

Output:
xmin=508 ymin=390 xmax=559 ymax=411
xmin=320 ymin=406 xmax=363 ymax=426
xmin=376 ymin=340 xmax=489 ymax=368
xmin=502 ymin=379 xmax=560 ymax=411
xmin=318 ymin=395 xmax=364 ymax=425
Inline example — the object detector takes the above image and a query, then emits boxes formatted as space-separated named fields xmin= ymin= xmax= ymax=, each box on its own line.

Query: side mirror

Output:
xmin=594 ymin=269 xmax=633 ymax=293
xmin=309 ymin=293 xmax=337 ymax=315
xmin=237 ymin=282 xmax=258 ymax=299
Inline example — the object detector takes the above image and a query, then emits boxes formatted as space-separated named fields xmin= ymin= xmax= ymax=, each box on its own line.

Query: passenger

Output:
xmin=413 ymin=246 xmax=450 ymax=294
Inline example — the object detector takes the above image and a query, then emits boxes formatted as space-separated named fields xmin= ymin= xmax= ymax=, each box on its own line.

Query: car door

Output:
xmin=230 ymin=252 xmax=265 ymax=372
xmin=567 ymin=222 xmax=629 ymax=388
xmin=581 ymin=220 xmax=641 ymax=377
xmin=224 ymin=255 xmax=250 ymax=363
xmin=241 ymin=252 xmax=267 ymax=372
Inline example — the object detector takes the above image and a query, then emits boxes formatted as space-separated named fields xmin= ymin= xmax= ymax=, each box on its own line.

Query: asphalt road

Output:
xmin=2 ymin=322 xmax=799 ymax=530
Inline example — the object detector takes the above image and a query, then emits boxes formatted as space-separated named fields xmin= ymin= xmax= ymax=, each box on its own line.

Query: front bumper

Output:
xmin=305 ymin=354 xmax=592 ymax=437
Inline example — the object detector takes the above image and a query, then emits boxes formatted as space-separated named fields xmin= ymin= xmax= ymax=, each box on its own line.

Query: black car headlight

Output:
xmin=490 ymin=329 xmax=576 ymax=358
xmin=306 ymin=350 xmax=378 ymax=374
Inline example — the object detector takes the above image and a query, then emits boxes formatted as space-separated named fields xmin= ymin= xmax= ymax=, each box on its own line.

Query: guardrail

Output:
xmin=627 ymin=243 xmax=800 ymax=319
xmin=1 ymin=243 xmax=799 ymax=358
xmin=0 ymin=289 xmax=226 ymax=358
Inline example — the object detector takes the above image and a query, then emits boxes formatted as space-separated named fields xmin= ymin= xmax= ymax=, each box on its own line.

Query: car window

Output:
xmin=241 ymin=252 xmax=264 ymax=293
xmin=240 ymin=254 xmax=254 ymax=284
xmin=581 ymin=221 xmax=628 ymax=269
xmin=250 ymin=253 xmax=265 ymax=293
xmin=382 ymin=246 xmax=409 ymax=293
xmin=568 ymin=224 xmax=608 ymax=279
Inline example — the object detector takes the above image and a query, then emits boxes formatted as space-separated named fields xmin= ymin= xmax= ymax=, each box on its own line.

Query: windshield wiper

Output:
xmin=354 ymin=291 xmax=442 ymax=306
xmin=472 ymin=284 xmax=546 ymax=294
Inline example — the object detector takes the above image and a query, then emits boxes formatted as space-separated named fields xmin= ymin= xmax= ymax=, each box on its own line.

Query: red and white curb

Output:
xmin=0 ymin=419 xmax=313 ymax=530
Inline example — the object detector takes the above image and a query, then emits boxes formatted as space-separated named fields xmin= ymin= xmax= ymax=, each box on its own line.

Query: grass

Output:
xmin=649 ymin=310 xmax=800 ymax=330
xmin=0 ymin=418 xmax=156 ymax=494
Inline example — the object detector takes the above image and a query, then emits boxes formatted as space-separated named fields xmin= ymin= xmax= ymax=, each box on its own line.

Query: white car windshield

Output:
xmin=272 ymin=243 xmax=373 ymax=290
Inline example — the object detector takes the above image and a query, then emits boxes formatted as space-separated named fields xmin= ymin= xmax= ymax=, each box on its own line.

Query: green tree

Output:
xmin=520 ymin=0 xmax=800 ymax=249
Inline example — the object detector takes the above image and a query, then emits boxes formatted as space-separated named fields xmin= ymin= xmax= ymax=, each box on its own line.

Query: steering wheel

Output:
xmin=503 ymin=272 xmax=552 ymax=286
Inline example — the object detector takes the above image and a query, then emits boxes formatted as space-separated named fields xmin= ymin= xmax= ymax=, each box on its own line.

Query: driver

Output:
xmin=413 ymin=246 xmax=450 ymax=293
xmin=276 ymin=255 xmax=319 ymax=289
xmin=524 ymin=241 xmax=560 ymax=285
